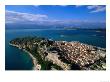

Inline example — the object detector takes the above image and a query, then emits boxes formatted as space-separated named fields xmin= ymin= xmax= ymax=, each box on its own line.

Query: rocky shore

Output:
xmin=9 ymin=43 xmax=41 ymax=70
xmin=9 ymin=36 xmax=106 ymax=70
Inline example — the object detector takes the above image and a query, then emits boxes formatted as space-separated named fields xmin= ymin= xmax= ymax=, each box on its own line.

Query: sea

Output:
xmin=5 ymin=29 xmax=106 ymax=70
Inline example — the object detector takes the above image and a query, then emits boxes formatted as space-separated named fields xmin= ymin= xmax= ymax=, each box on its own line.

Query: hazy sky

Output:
xmin=5 ymin=5 xmax=106 ymax=24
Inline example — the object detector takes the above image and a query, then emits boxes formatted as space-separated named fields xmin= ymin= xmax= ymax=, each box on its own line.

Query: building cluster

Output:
xmin=54 ymin=41 xmax=99 ymax=67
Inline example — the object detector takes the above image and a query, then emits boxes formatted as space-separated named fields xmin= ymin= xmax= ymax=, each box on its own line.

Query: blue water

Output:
xmin=5 ymin=29 xmax=106 ymax=70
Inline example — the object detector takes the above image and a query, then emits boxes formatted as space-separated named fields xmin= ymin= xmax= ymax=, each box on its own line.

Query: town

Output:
xmin=9 ymin=36 xmax=106 ymax=70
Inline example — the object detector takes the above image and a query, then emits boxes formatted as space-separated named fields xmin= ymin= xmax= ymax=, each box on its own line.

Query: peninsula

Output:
xmin=9 ymin=36 xmax=106 ymax=70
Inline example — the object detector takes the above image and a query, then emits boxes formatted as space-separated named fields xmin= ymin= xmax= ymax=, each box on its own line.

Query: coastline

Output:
xmin=9 ymin=43 xmax=41 ymax=70
xmin=9 ymin=37 xmax=106 ymax=70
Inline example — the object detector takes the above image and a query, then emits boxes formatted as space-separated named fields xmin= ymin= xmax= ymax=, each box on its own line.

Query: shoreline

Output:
xmin=9 ymin=43 xmax=41 ymax=70
xmin=9 ymin=37 xmax=106 ymax=70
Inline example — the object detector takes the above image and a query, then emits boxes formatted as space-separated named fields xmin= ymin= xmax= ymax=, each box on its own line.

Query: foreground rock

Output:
xmin=9 ymin=36 xmax=106 ymax=70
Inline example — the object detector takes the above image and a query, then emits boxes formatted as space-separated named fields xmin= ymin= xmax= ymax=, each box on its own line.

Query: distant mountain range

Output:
xmin=5 ymin=22 xmax=106 ymax=30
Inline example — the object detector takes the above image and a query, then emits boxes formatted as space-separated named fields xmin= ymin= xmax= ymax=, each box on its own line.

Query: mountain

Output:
xmin=5 ymin=22 xmax=106 ymax=30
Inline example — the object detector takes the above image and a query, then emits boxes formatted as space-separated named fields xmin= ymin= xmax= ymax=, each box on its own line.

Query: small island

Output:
xmin=9 ymin=36 xmax=106 ymax=70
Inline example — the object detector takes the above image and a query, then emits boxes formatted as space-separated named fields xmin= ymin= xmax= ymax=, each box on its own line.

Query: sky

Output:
xmin=5 ymin=5 xmax=106 ymax=25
